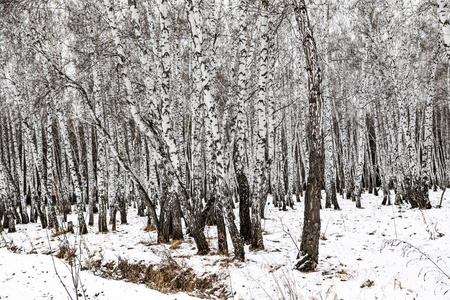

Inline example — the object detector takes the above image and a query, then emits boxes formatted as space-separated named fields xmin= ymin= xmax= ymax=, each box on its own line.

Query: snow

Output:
xmin=0 ymin=248 xmax=198 ymax=300
xmin=1 ymin=189 xmax=450 ymax=299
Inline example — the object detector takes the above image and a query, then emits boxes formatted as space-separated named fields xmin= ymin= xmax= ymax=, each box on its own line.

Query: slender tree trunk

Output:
xmin=353 ymin=97 xmax=366 ymax=209
xmin=235 ymin=0 xmax=251 ymax=245
xmin=86 ymin=126 xmax=96 ymax=226
xmin=251 ymin=0 xmax=269 ymax=251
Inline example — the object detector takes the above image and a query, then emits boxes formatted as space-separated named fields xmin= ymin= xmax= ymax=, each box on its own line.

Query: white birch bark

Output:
xmin=251 ymin=0 xmax=269 ymax=250
xmin=234 ymin=0 xmax=252 ymax=244
xmin=59 ymin=14 xmax=88 ymax=233
xmin=0 ymin=162 xmax=16 ymax=232
xmin=353 ymin=95 xmax=366 ymax=208
xmin=419 ymin=64 xmax=435 ymax=209
xmin=158 ymin=0 xmax=180 ymax=172
xmin=108 ymin=121 xmax=118 ymax=230
xmin=85 ymin=125 xmax=96 ymax=226
xmin=186 ymin=0 xmax=244 ymax=259
xmin=439 ymin=0 xmax=450 ymax=60
xmin=91 ymin=59 xmax=108 ymax=232
xmin=57 ymin=110 xmax=88 ymax=234
xmin=45 ymin=107 xmax=59 ymax=228
xmin=9 ymin=113 xmax=23 ymax=224
xmin=23 ymin=120 xmax=48 ymax=228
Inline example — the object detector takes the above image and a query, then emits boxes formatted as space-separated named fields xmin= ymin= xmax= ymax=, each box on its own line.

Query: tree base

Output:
xmin=295 ymin=253 xmax=317 ymax=272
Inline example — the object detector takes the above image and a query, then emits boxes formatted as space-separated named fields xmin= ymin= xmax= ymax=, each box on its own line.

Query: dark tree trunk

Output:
xmin=19 ymin=196 xmax=29 ymax=224
xmin=159 ymin=195 xmax=171 ymax=243
xmin=35 ymin=195 xmax=47 ymax=229
xmin=0 ymin=199 xmax=5 ymax=228
xmin=294 ymin=0 xmax=323 ymax=272
xmin=98 ymin=192 xmax=108 ymax=233
xmin=119 ymin=196 xmax=127 ymax=224
xmin=171 ymin=197 xmax=183 ymax=240
xmin=296 ymin=148 xmax=322 ymax=272
xmin=331 ymin=182 xmax=340 ymax=210
xmin=110 ymin=200 xmax=117 ymax=232
xmin=189 ymin=222 xmax=210 ymax=255
xmin=381 ymin=183 xmax=391 ymax=205
xmin=237 ymin=170 xmax=251 ymax=244
xmin=222 ymin=185 xmax=245 ymax=261
xmin=6 ymin=198 xmax=16 ymax=233
xmin=216 ymin=199 xmax=228 ymax=255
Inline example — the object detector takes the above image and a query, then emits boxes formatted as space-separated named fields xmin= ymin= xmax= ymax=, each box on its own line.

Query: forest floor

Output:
xmin=1 ymin=190 xmax=450 ymax=300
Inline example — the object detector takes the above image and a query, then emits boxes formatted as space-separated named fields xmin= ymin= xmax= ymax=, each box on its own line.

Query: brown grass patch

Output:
xmin=55 ymin=243 xmax=76 ymax=265
xmin=52 ymin=230 xmax=69 ymax=237
xmin=143 ymin=224 xmax=156 ymax=232
xmin=169 ymin=240 xmax=183 ymax=250
xmin=55 ymin=243 xmax=76 ymax=261
xmin=87 ymin=257 xmax=229 ymax=299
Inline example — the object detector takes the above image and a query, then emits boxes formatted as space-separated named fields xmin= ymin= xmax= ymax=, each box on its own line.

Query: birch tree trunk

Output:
xmin=158 ymin=0 xmax=183 ymax=243
xmin=59 ymin=24 xmax=88 ymax=233
xmin=419 ymin=65 xmax=435 ymax=209
xmin=322 ymin=5 xmax=339 ymax=210
xmin=44 ymin=108 xmax=59 ymax=230
xmin=85 ymin=125 xmax=96 ymax=226
xmin=439 ymin=0 xmax=450 ymax=60
xmin=57 ymin=110 xmax=88 ymax=234
xmin=92 ymin=59 xmax=108 ymax=233
xmin=353 ymin=94 xmax=366 ymax=208
xmin=186 ymin=0 xmax=244 ymax=260
xmin=234 ymin=0 xmax=251 ymax=245
xmin=250 ymin=0 xmax=269 ymax=251
xmin=294 ymin=0 xmax=323 ymax=272
xmin=23 ymin=120 xmax=48 ymax=229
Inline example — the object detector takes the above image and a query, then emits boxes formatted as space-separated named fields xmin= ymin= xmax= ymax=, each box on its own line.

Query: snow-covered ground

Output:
xmin=1 ymin=190 xmax=449 ymax=299
xmin=0 ymin=247 xmax=198 ymax=300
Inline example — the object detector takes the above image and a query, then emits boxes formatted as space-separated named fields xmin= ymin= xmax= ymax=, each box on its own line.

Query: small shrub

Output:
xmin=56 ymin=243 xmax=76 ymax=266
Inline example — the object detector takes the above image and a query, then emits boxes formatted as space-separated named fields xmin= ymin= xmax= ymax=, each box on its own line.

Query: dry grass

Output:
xmin=360 ymin=279 xmax=374 ymax=288
xmin=85 ymin=257 xmax=229 ymax=299
xmin=143 ymin=224 xmax=156 ymax=232
xmin=55 ymin=243 xmax=76 ymax=266
xmin=169 ymin=240 xmax=183 ymax=250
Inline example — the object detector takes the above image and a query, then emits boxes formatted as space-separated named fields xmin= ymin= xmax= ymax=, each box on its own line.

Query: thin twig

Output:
xmin=46 ymin=229 xmax=74 ymax=300
xmin=383 ymin=239 xmax=450 ymax=280
xmin=279 ymin=216 xmax=300 ymax=252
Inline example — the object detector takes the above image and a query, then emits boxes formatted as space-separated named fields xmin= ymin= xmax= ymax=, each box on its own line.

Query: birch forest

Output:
xmin=1 ymin=0 xmax=450 ymax=299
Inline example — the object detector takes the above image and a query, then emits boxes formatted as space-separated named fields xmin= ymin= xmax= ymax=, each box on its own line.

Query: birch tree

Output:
xmin=294 ymin=0 xmax=323 ymax=272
